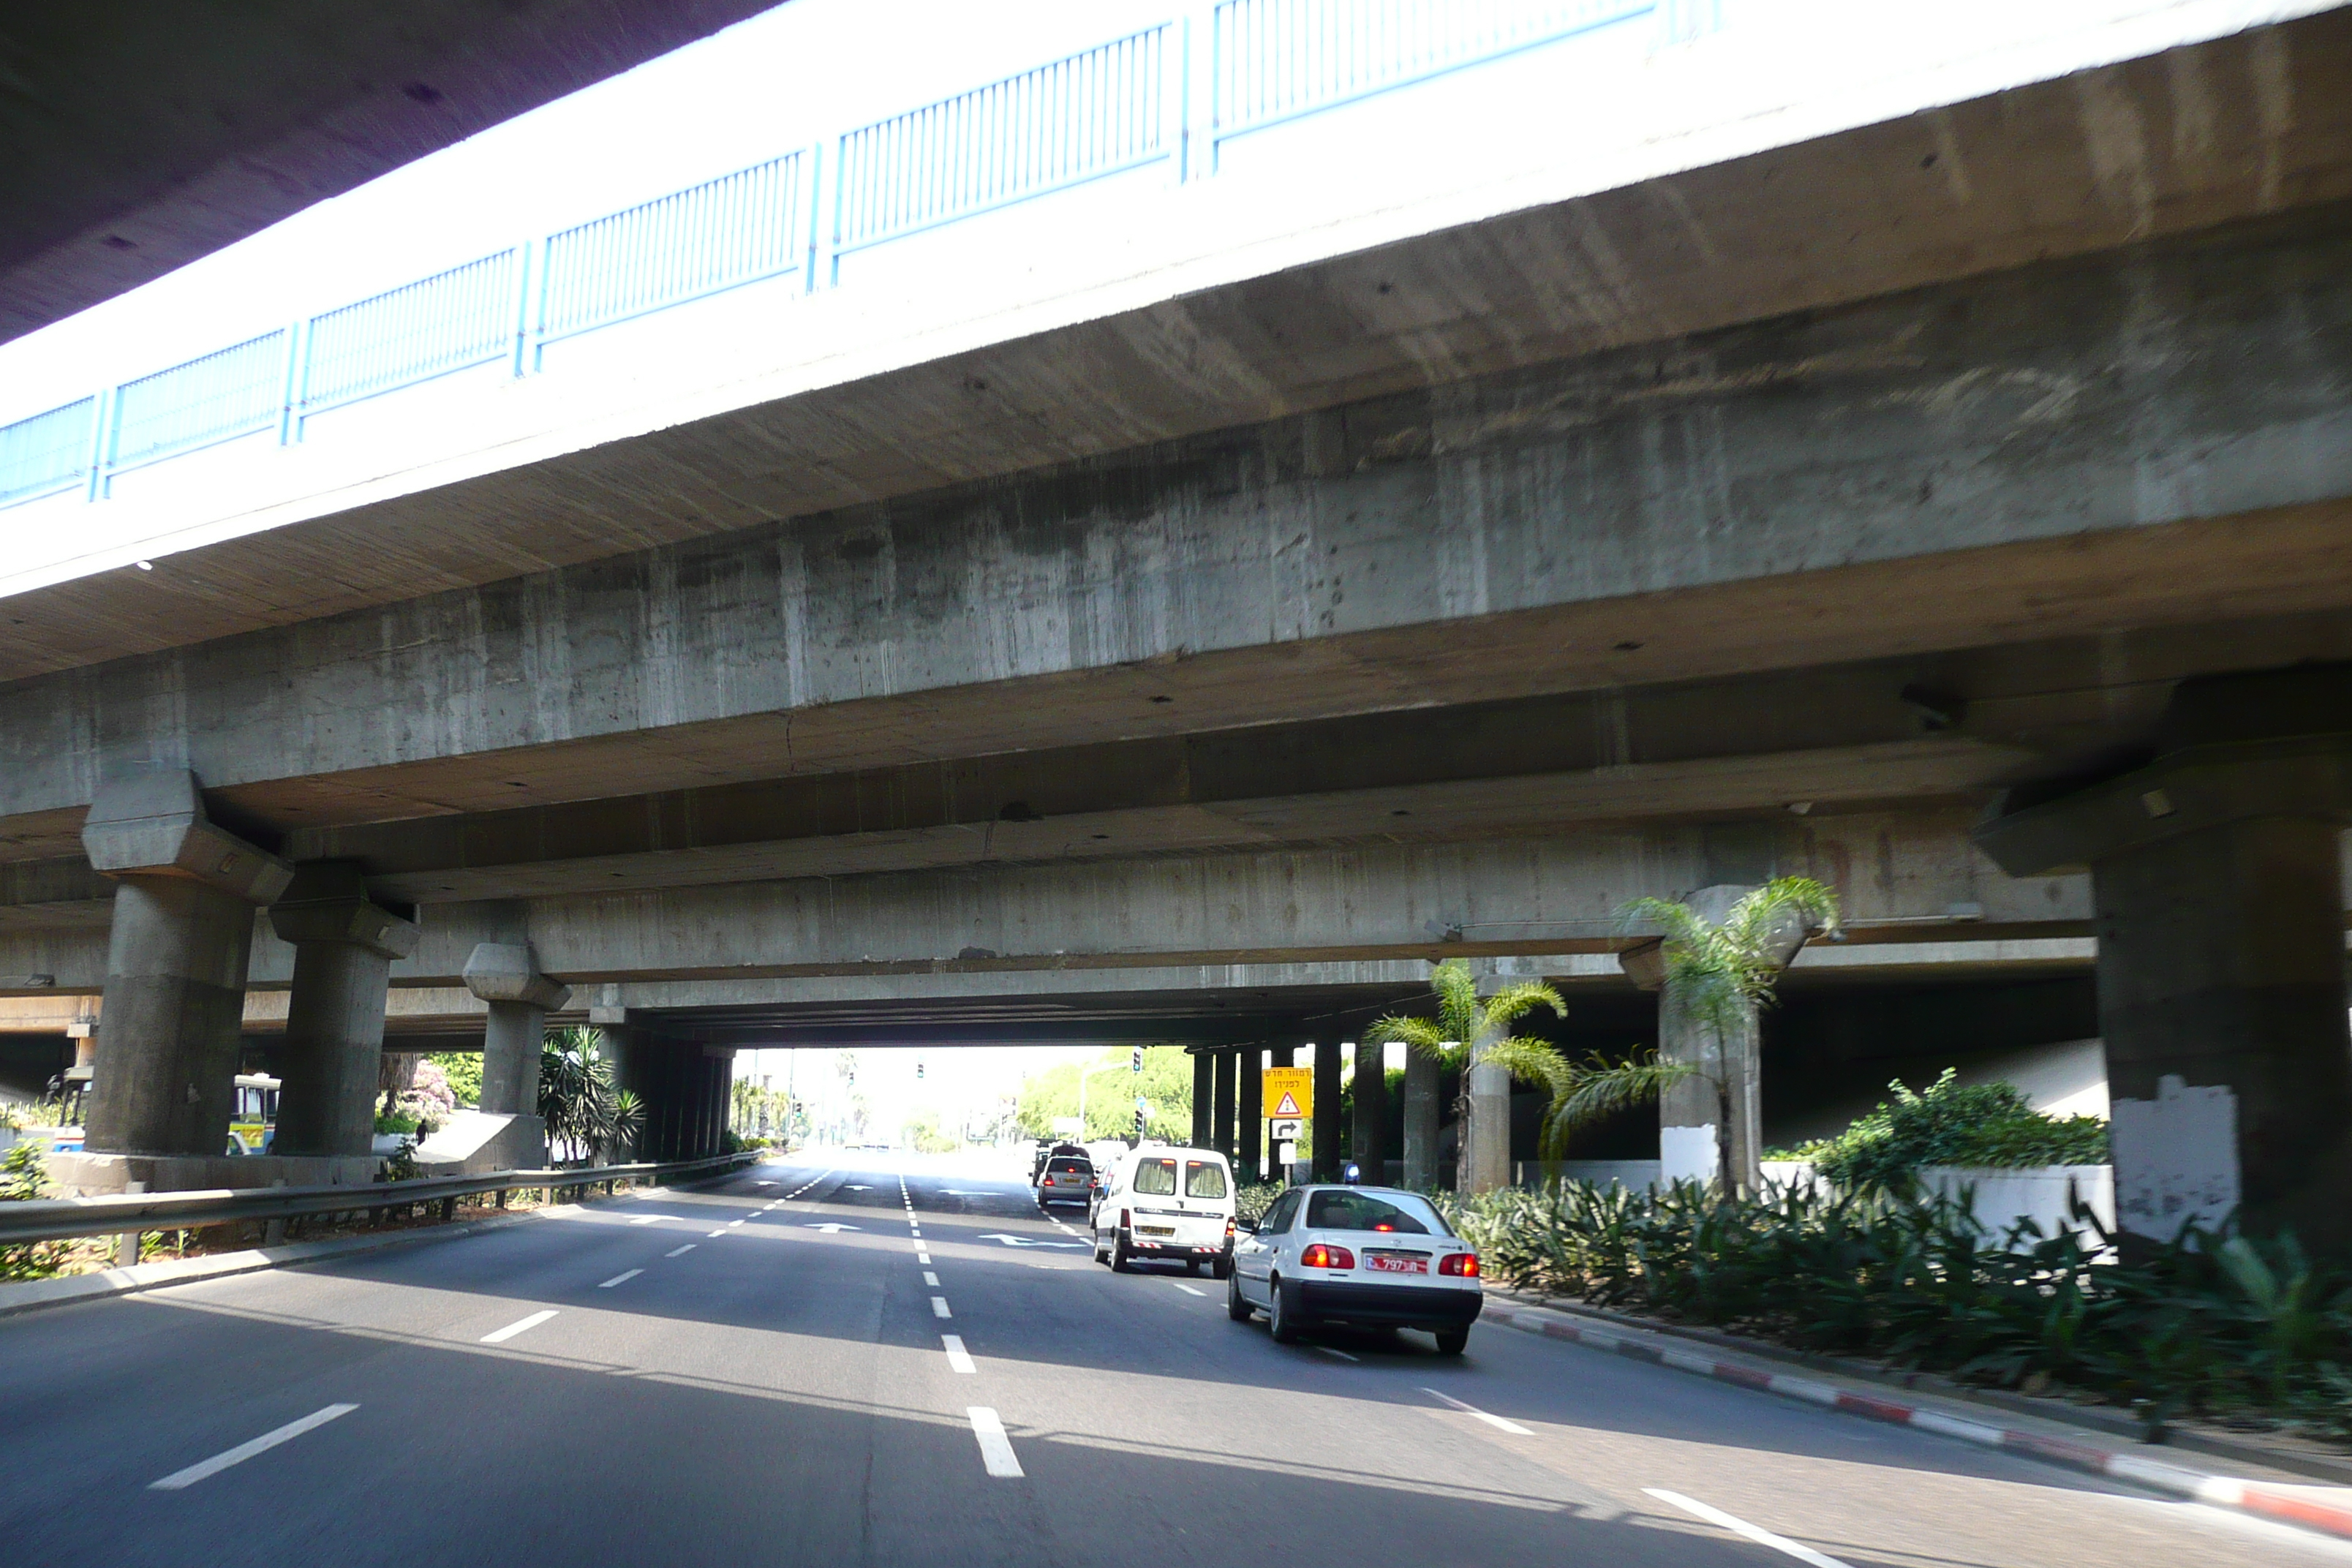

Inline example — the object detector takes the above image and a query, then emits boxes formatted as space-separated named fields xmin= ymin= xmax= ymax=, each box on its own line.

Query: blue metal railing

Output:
xmin=539 ymin=153 xmax=810 ymax=355
xmin=833 ymin=27 xmax=1169 ymax=267
xmin=1211 ymin=0 xmax=1654 ymax=149
xmin=0 ymin=398 xmax=97 ymax=505
xmin=108 ymin=331 xmax=289 ymax=475
xmin=0 ymin=0 xmax=1693 ymax=514
xmin=301 ymin=250 xmax=520 ymax=420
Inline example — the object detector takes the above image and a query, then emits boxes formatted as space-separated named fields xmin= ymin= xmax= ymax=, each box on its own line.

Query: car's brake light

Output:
xmin=1120 ymin=1208 xmax=1131 ymax=1229
xmin=1439 ymin=1252 xmax=1480 ymax=1277
xmin=1224 ymin=1218 xmax=1235 ymax=1239
xmin=1300 ymin=1243 xmax=1355 ymax=1270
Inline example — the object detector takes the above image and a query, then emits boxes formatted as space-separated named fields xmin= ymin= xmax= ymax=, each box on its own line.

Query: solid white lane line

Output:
xmin=665 ymin=1244 xmax=696 ymax=1258
xmin=941 ymin=1335 xmax=977 ymax=1373
xmin=1643 ymin=1490 xmax=1852 ymax=1568
xmin=1317 ymin=1346 xmax=1360 ymax=1362
xmin=480 ymin=1309 xmax=559 ymax=1344
xmin=1169 ymin=1281 xmax=1206 ymax=1297
xmin=967 ymin=1407 xmax=1023 ymax=1478
xmin=150 ymin=1404 xmax=359 ymax=1490
xmin=923 ymin=1272 xmax=939 ymax=1286
xmin=931 ymin=1296 xmax=952 ymax=1319
xmin=598 ymin=1270 xmax=643 ymax=1289
xmin=1422 ymin=1387 xmax=1531 ymax=1434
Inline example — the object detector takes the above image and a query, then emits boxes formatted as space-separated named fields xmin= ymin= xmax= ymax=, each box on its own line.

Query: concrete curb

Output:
xmin=1480 ymin=1297 xmax=2352 ymax=1545
xmin=0 ymin=1210 xmax=545 ymax=1319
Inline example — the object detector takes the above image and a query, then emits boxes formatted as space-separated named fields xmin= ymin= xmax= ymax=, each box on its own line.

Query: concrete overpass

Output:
xmin=1 ymin=1 xmax=2348 ymax=1245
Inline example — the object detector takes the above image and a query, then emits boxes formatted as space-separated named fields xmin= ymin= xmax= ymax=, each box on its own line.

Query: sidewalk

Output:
xmin=1482 ymin=1289 xmax=2352 ymax=1545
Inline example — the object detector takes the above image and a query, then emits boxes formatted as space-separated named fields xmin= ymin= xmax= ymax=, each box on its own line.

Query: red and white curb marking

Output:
xmin=1482 ymin=1300 xmax=2352 ymax=1543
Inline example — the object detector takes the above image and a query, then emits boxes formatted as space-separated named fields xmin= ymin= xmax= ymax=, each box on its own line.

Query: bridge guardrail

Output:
xmin=0 ymin=1150 xmax=764 ymax=1248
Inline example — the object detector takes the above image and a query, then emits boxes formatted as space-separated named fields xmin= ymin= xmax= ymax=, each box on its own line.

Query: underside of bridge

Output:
xmin=2 ymin=6 xmax=2347 ymax=1244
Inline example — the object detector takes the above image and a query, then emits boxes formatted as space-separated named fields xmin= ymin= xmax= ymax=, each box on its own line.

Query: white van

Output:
xmin=1089 ymin=1145 xmax=1236 ymax=1277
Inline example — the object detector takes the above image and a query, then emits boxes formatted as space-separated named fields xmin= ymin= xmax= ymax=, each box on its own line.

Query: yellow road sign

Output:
xmin=1262 ymin=1066 xmax=1312 ymax=1120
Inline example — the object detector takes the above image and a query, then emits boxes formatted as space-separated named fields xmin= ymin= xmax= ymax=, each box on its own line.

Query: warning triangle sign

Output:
xmin=1271 ymin=1090 xmax=1303 ymax=1117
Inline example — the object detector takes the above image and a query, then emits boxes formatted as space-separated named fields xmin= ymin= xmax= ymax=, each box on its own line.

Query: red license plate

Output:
xmin=1367 ymin=1254 xmax=1428 ymax=1274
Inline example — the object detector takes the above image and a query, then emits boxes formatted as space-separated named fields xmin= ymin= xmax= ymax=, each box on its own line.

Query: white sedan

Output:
xmin=1226 ymin=1185 xmax=1482 ymax=1354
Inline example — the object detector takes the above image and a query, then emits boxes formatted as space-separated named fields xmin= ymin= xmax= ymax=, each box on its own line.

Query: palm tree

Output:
xmin=1365 ymin=960 xmax=1690 ymax=1191
xmin=539 ymin=1026 xmax=626 ymax=1165
xmin=1616 ymin=877 xmax=1840 ymax=1193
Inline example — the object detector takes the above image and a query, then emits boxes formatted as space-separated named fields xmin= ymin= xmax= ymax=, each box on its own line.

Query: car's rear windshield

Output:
xmin=1304 ymin=1190 xmax=1450 ymax=1236
xmin=1183 ymin=1161 xmax=1228 ymax=1199
xmin=1132 ymin=1158 xmax=1177 ymax=1195
xmin=1048 ymin=1158 xmax=1091 ymax=1175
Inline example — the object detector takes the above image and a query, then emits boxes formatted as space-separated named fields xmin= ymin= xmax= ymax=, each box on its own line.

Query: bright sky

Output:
xmin=732 ymin=1043 xmax=1116 ymax=1140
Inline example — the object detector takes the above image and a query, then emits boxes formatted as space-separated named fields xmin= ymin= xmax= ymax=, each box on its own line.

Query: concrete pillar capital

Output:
xmin=81 ymin=769 xmax=291 ymax=905
xmin=268 ymin=863 xmax=418 ymax=959
xmin=461 ymin=943 xmax=570 ymax=1011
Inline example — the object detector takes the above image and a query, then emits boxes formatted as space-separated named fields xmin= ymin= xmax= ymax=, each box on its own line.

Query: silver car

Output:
xmin=1226 ymin=1185 xmax=1482 ymax=1353
xmin=1036 ymin=1154 xmax=1096 ymax=1208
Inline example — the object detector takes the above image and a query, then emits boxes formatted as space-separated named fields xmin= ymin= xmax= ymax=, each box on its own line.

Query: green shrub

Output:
xmin=1235 ymin=1181 xmax=1286 ymax=1226
xmin=1786 ymin=1070 xmax=2107 ymax=1193
xmin=1 ymin=1142 xmax=60 ymax=1281
xmin=1447 ymin=1175 xmax=2352 ymax=1441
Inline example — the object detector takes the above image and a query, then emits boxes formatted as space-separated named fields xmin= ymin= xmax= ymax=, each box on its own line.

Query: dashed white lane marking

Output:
xmin=1317 ymin=1346 xmax=1360 ymax=1362
xmin=931 ymin=1296 xmax=953 ymax=1319
xmin=923 ymin=1271 xmax=940 ymax=1286
xmin=967 ymin=1407 xmax=1023 ymax=1478
xmin=706 ymin=1229 xmax=727 ymax=1238
xmin=1643 ymin=1490 xmax=1851 ymax=1568
xmin=917 ymin=1251 xmax=932 ymax=1264
xmin=1423 ymin=1387 xmax=1529 ymax=1433
xmin=150 ymin=1404 xmax=359 ymax=1490
xmin=627 ymin=1215 xmax=676 ymax=1226
xmin=480 ymin=1309 xmax=559 ymax=1344
xmin=728 ymin=1219 xmax=746 ymax=1228
xmin=1168 ymin=1281 xmax=1205 ymax=1297
xmin=665 ymin=1245 xmax=696 ymax=1258
xmin=598 ymin=1269 xmax=643 ymax=1289
xmin=941 ymin=1335 xmax=977 ymax=1374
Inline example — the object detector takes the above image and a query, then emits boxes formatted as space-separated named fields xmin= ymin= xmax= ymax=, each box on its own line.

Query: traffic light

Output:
xmin=916 ymin=1061 xmax=925 ymax=1079
xmin=1131 ymin=1044 xmax=1142 ymax=1073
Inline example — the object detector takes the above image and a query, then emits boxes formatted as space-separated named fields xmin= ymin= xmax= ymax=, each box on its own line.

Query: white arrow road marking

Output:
xmin=1643 ymin=1490 xmax=1852 ymax=1568
xmin=973 ymin=1233 xmax=1084 ymax=1248
xmin=843 ymin=1185 xmax=873 ymax=1191
xmin=598 ymin=1270 xmax=642 ymax=1289
xmin=150 ymin=1404 xmax=358 ymax=1490
xmin=1169 ymin=1281 xmax=1205 ymax=1297
xmin=806 ymin=1223 xmax=862 ymax=1233
xmin=941 ymin=1335 xmax=976 ymax=1374
xmin=967 ymin=1408 xmax=1022 ymax=1478
xmin=1423 ymin=1388 xmax=1529 ymax=1433
xmin=480 ymin=1309 xmax=558 ymax=1344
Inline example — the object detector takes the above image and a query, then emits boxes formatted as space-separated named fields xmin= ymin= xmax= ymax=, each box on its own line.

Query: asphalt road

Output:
xmin=0 ymin=1148 xmax=2343 ymax=1568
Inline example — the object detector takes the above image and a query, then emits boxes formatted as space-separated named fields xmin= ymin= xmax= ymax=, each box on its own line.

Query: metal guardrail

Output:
xmin=0 ymin=1150 xmax=762 ymax=1248
xmin=0 ymin=0 xmax=1692 ymax=508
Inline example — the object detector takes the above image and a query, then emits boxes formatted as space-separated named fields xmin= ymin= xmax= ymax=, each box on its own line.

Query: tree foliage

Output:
xmin=1364 ymin=960 xmax=1695 ymax=1178
xmin=1786 ymin=1070 xmax=2109 ymax=1194
xmin=538 ymin=1028 xmax=640 ymax=1164
xmin=1014 ymin=1047 xmax=1195 ymax=1142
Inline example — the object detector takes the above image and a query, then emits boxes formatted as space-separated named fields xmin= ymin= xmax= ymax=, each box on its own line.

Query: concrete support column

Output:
xmin=1212 ymin=1049 xmax=1237 ymax=1160
xmin=1312 ymin=1038 xmax=1343 ymax=1183
xmin=80 ymin=772 xmax=292 ymax=1158
xmin=592 ymin=1009 xmax=640 ymax=1161
xmin=463 ymin=943 xmax=567 ymax=1168
xmin=1978 ymin=666 xmax=2352 ymax=1252
xmin=1237 ymin=1045 xmax=1262 ymax=1185
xmin=269 ymin=864 xmax=418 ymax=1158
xmin=1623 ymin=884 xmax=1801 ymax=1194
xmin=1349 ymin=1042 xmax=1387 ymax=1182
xmin=1401 ymin=1047 xmax=1441 ymax=1190
xmin=1466 ymin=1058 xmax=1512 ymax=1194
xmin=1191 ymin=1052 xmax=1214 ymax=1148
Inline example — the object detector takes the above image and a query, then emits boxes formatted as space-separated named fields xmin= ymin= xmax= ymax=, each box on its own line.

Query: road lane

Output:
xmin=0 ymin=1148 xmax=2342 ymax=1568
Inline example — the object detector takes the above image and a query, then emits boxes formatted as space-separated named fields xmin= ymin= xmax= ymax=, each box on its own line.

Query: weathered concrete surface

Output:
xmin=7 ymin=9 xmax=2351 ymax=678
xmin=7 ymin=203 xmax=2352 ymax=845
